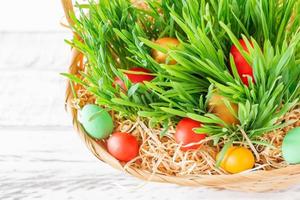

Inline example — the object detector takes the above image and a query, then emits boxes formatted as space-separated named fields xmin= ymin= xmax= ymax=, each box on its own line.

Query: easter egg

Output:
xmin=107 ymin=132 xmax=139 ymax=162
xmin=113 ymin=67 xmax=155 ymax=91
xmin=152 ymin=37 xmax=180 ymax=64
xmin=126 ymin=67 xmax=155 ymax=83
xmin=282 ymin=127 xmax=300 ymax=164
xmin=217 ymin=146 xmax=255 ymax=174
xmin=174 ymin=118 xmax=206 ymax=151
xmin=230 ymin=38 xmax=254 ymax=86
xmin=79 ymin=104 xmax=114 ymax=139
xmin=208 ymin=93 xmax=239 ymax=125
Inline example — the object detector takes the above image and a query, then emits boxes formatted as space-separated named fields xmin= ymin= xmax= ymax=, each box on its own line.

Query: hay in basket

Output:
xmin=61 ymin=0 xmax=300 ymax=192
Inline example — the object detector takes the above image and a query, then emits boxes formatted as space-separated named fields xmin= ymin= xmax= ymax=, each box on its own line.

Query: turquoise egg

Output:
xmin=282 ymin=127 xmax=300 ymax=164
xmin=79 ymin=104 xmax=114 ymax=139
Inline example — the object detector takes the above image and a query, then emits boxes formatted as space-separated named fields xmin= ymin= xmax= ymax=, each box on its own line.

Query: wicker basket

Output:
xmin=61 ymin=0 xmax=300 ymax=192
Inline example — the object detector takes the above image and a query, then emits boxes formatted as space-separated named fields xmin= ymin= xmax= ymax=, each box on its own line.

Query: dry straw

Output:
xmin=61 ymin=0 xmax=300 ymax=192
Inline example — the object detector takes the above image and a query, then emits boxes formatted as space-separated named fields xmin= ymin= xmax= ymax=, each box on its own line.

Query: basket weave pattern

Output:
xmin=61 ymin=0 xmax=300 ymax=192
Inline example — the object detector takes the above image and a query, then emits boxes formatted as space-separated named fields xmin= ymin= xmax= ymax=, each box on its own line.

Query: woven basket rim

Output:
xmin=64 ymin=46 xmax=300 ymax=193
xmin=61 ymin=0 xmax=300 ymax=192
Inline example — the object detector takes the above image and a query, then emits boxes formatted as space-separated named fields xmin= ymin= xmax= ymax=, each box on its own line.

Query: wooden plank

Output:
xmin=0 ymin=1 xmax=65 ymax=31
xmin=0 ymin=32 xmax=71 ymax=70
xmin=0 ymin=32 xmax=72 ymax=127
xmin=1 ymin=129 xmax=300 ymax=200
xmin=0 ymin=70 xmax=70 ymax=127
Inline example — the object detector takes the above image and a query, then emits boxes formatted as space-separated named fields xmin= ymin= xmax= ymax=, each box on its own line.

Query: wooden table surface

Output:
xmin=1 ymin=32 xmax=300 ymax=200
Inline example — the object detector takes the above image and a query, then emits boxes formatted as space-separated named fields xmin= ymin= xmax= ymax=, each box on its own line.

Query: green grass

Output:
xmin=64 ymin=0 xmax=300 ymax=142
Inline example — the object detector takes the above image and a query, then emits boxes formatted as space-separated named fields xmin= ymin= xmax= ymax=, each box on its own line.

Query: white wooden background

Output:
xmin=0 ymin=1 xmax=300 ymax=199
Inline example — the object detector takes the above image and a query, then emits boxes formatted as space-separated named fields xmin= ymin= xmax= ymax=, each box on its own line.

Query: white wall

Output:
xmin=0 ymin=0 xmax=66 ymax=31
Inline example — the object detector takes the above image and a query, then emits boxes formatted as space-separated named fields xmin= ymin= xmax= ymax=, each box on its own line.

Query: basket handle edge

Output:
xmin=61 ymin=0 xmax=75 ymax=27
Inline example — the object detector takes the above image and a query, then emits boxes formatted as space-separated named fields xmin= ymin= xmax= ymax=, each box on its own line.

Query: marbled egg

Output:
xmin=282 ymin=127 xmax=300 ymax=164
xmin=79 ymin=104 xmax=114 ymax=139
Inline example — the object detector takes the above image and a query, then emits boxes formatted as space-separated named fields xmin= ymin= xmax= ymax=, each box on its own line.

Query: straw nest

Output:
xmin=72 ymin=84 xmax=300 ymax=177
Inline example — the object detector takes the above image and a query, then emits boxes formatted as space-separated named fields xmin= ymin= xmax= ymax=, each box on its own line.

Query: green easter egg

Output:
xmin=80 ymin=104 xmax=114 ymax=139
xmin=282 ymin=127 xmax=300 ymax=164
